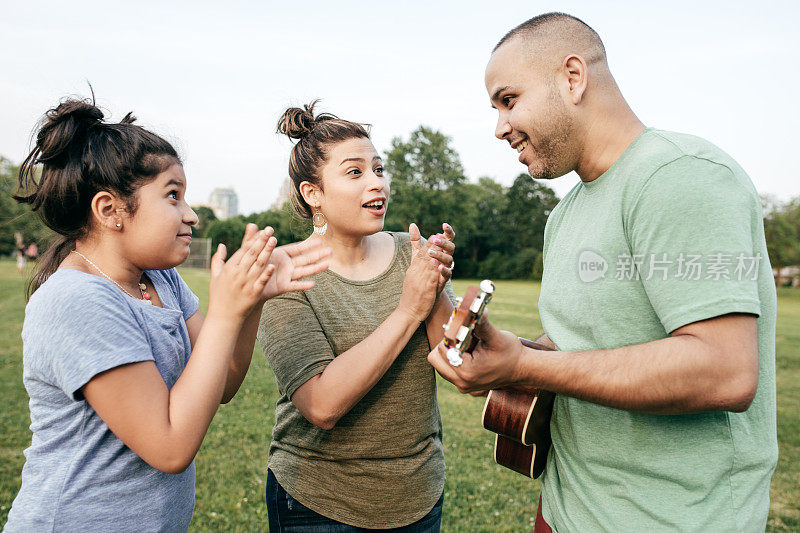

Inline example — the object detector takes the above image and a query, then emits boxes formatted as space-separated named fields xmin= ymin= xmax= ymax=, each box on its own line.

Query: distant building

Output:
xmin=271 ymin=178 xmax=292 ymax=210
xmin=208 ymin=187 xmax=238 ymax=220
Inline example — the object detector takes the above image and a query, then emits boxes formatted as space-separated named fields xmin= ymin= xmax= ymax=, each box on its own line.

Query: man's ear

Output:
xmin=90 ymin=190 xmax=125 ymax=231
xmin=562 ymin=54 xmax=589 ymax=105
xmin=299 ymin=181 xmax=322 ymax=208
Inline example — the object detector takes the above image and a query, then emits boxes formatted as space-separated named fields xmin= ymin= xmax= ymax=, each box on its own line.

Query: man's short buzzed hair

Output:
xmin=494 ymin=12 xmax=607 ymax=64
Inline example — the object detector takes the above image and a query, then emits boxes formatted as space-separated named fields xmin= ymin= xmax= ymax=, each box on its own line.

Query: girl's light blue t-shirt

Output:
xmin=4 ymin=267 xmax=199 ymax=533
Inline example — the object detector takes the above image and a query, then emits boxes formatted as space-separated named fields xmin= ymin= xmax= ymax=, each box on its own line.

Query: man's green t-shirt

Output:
xmin=538 ymin=128 xmax=778 ymax=531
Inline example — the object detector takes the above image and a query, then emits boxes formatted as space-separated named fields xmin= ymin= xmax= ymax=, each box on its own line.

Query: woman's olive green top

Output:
xmin=258 ymin=231 xmax=454 ymax=528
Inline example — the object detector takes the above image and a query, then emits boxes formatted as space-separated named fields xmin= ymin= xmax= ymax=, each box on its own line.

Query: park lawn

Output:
xmin=0 ymin=262 xmax=797 ymax=531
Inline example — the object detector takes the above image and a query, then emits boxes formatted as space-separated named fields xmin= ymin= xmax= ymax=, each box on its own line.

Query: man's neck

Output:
xmin=575 ymin=103 xmax=646 ymax=183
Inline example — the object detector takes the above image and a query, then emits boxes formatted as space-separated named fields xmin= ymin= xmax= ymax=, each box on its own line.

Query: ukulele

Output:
xmin=443 ymin=280 xmax=556 ymax=478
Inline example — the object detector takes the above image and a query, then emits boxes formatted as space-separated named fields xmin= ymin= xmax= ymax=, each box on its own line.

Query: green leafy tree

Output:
xmin=0 ymin=157 xmax=51 ymax=256
xmin=468 ymin=175 xmax=558 ymax=280
xmin=472 ymin=174 xmax=560 ymax=280
xmin=244 ymin=204 xmax=310 ymax=244
xmin=763 ymin=196 xmax=800 ymax=283
xmin=384 ymin=126 xmax=493 ymax=273
xmin=532 ymin=251 xmax=545 ymax=281
xmin=454 ymin=178 xmax=507 ymax=278
xmin=192 ymin=206 xmax=217 ymax=238
xmin=384 ymin=126 xmax=466 ymax=237
xmin=502 ymin=174 xmax=559 ymax=253
xmin=204 ymin=217 xmax=247 ymax=253
xmin=204 ymin=204 xmax=312 ymax=256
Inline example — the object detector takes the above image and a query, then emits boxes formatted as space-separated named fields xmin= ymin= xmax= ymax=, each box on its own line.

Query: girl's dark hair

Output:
xmin=14 ymin=95 xmax=181 ymax=295
xmin=276 ymin=100 xmax=370 ymax=219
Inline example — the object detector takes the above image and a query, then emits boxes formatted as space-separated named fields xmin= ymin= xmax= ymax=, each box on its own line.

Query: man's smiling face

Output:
xmin=485 ymin=36 xmax=574 ymax=180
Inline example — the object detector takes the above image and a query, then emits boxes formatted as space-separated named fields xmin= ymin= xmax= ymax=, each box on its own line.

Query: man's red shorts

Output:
xmin=534 ymin=495 xmax=552 ymax=533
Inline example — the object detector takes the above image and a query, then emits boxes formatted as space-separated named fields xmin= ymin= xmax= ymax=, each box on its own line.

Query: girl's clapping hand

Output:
xmin=208 ymin=226 xmax=277 ymax=319
xmin=239 ymin=223 xmax=332 ymax=301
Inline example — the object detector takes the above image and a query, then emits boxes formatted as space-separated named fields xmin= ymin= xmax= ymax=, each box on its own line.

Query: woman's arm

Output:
xmin=291 ymin=307 xmax=425 ymax=430
xmin=425 ymin=291 xmax=455 ymax=348
xmin=82 ymin=232 xmax=275 ymax=474
xmin=290 ymin=225 xmax=441 ymax=430
xmin=424 ymin=222 xmax=456 ymax=347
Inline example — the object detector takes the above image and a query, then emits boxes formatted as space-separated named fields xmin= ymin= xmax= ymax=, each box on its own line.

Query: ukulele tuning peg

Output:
xmin=479 ymin=279 xmax=495 ymax=294
xmin=447 ymin=348 xmax=464 ymax=367
xmin=470 ymin=294 xmax=485 ymax=313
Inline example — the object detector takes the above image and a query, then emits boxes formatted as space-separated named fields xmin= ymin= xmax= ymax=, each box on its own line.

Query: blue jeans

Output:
xmin=266 ymin=469 xmax=443 ymax=532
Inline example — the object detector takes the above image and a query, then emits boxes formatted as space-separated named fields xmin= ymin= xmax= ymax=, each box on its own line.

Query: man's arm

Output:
xmin=428 ymin=313 xmax=758 ymax=414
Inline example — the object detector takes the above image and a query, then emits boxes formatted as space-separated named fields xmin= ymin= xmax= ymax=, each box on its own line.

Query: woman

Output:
xmin=258 ymin=101 xmax=456 ymax=531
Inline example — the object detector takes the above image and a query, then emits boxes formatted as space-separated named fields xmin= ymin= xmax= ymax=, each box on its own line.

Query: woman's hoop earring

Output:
xmin=312 ymin=210 xmax=327 ymax=236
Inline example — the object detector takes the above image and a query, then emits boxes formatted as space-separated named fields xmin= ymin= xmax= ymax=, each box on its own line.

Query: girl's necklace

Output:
xmin=71 ymin=250 xmax=152 ymax=304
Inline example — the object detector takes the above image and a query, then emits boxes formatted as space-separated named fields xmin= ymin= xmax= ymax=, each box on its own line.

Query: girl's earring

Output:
xmin=115 ymin=223 xmax=121 ymax=228
xmin=312 ymin=210 xmax=327 ymax=236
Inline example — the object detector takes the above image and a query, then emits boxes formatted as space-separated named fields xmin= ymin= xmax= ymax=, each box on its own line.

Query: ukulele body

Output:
xmin=444 ymin=281 xmax=556 ymax=479
xmin=481 ymin=383 xmax=555 ymax=478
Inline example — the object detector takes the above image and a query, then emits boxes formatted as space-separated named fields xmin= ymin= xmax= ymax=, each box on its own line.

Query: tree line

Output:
xmin=3 ymin=127 xmax=800 ymax=283
xmin=763 ymin=196 xmax=800 ymax=285
xmin=0 ymin=158 xmax=51 ymax=256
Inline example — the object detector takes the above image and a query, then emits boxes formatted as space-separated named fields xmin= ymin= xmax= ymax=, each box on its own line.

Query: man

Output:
xmin=428 ymin=12 xmax=777 ymax=532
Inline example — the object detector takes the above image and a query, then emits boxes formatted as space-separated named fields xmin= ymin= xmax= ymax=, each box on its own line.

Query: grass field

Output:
xmin=1 ymin=261 xmax=798 ymax=531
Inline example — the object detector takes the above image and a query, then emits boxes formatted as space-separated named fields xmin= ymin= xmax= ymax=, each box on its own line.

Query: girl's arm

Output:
xmin=185 ymin=305 xmax=262 ymax=405
xmin=290 ymin=225 xmax=441 ymax=430
xmin=82 ymin=231 xmax=275 ymax=474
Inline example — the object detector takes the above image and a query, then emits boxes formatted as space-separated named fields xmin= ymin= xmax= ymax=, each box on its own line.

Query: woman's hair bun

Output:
xmin=277 ymin=99 xmax=320 ymax=140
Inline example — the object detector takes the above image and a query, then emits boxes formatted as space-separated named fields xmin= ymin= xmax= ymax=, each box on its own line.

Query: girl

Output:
xmin=258 ymin=101 xmax=456 ymax=531
xmin=4 ymin=98 xmax=330 ymax=532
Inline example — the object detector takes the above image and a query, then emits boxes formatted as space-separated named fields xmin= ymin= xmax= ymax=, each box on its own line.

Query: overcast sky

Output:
xmin=2 ymin=0 xmax=798 ymax=215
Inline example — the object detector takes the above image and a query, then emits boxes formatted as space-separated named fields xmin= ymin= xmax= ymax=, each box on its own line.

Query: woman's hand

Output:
xmin=397 ymin=223 xmax=442 ymax=323
xmin=426 ymin=222 xmax=455 ymax=294
xmin=207 ymin=227 xmax=277 ymax=320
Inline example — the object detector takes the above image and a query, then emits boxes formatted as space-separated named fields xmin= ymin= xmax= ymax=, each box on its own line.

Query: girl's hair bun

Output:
xmin=47 ymin=99 xmax=104 ymax=126
xmin=277 ymin=99 xmax=319 ymax=140
xmin=36 ymin=99 xmax=104 ymax=165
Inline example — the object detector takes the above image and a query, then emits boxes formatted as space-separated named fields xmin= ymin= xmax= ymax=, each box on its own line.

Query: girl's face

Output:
xmin=120 ymin=163 xmax=198 ymax=270
xmin=315 ymin=137 xmax=389 ymax=238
